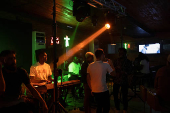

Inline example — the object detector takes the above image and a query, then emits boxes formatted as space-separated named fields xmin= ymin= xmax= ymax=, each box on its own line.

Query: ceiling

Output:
xmin=1 ymin=0 xmax=170 ymax=40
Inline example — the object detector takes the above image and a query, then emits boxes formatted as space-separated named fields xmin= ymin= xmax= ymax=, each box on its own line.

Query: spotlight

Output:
xmin=73 ymin=0 xmax=90 ymax=22
xmin=105 ymin=24 xmax=110 ymax=29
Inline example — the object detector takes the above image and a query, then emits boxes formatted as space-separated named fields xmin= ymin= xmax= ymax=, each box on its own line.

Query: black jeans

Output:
xmin=84 ymin=83 xmax=92 ymax=113
xmin=113 ymin=84 xmax=128 ymax=110
xmin=93 ymin=90 xmax=110 ymax=113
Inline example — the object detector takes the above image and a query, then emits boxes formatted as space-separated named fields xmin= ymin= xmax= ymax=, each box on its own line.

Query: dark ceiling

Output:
xmin=1 ymin=0 xmax=170 ymax=40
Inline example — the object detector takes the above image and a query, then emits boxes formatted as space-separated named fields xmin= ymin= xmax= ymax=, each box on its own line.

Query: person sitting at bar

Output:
xmin=87 ymin=48 xmax=116 ymax=113
xmin=68 ymin=56 xmax=81 ymax=80
xmin=30 ymin=49 xmax=52 ymax=83
xmin=154 ymin=54 xmax=170 ymax=110
xmin=113 ymin=48 xmax=132 ymax=113
xmin=81 ymin=52 xmax=95 ymax=113
xmin=68 ymin=56 xmax=81 ymax=98
xmin=0 ymin=50 xmax=48 ymax=113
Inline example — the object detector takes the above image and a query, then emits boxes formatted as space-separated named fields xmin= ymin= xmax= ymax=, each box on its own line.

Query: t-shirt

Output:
xmin=1 ymin=68 xmax=30 ymax=99
xmin=155 ymin=66 xmax=170 ymax=102
xmin=29 ymin=62 xmax=52 ymax=80
xmin=87 ymin=61 xmax=113 ymax=93
xmin=140 ymin=59 xmax=150 ymax=74
xmin=68 ymin=62 xmax=81 ymax=77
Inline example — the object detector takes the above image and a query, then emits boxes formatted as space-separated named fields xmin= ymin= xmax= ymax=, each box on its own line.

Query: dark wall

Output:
xmin=0 ymin=18 xmax=32 ymax=72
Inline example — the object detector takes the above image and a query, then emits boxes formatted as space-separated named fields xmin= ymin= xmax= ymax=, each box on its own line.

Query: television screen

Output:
xmin=139 ymin=43 xmax=160 ymax=54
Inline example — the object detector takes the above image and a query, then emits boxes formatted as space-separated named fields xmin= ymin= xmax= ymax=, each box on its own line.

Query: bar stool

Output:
xmin=140 ymin=85 xmax=147 ymax=113
xmin=146 ymin=90 xmax=169 ymax=113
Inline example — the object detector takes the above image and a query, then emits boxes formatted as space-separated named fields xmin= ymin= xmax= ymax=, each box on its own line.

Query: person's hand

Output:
xmin=42 ymin=101 xmax=48 ymax=113
xmin=46 ymin=80 xmax=52 ymax=84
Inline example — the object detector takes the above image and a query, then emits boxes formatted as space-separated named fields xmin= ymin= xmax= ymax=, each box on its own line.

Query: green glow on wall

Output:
xmin=64 ymin=35 xmax=70 ymax=47
xmin=70 ymin=23 xmax=79 ymax=47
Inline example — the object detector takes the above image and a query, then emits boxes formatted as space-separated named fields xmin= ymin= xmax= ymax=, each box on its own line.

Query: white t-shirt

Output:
xmin=29 ymin=62 xmax=52 ymax=80
xmin=87 ymin=61 xmax=113 ymax=93
xmin=68 ymin=62 xmax=81 ymax=77
xmin=140 ymin=59 xmax=150 ymax=74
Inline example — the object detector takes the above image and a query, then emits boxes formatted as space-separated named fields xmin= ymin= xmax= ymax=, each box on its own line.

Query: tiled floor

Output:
xmin=61 ymin=87 xmax=170 ymax=113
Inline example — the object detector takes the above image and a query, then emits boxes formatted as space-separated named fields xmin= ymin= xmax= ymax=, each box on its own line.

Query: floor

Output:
xmin=57 ymin=86 xmax=170 ymax=113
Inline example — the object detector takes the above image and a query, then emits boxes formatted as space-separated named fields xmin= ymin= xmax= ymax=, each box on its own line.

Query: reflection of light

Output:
xmin=34 ymin=86 xmax=38 ymax=87
xmin=124 ymin=43 xmax=127 ymax=49
xmin=87 ymin=3 xmax=97 ymax=8
xmin=57 ymin=26 xmax=107 ymax=66
xmin=111 ymin=44 xmax=116 ymax=45
xmin=51 ymin=37 xmax=59 ymax=45
xmin=105 ymin=24 xmax=110 ymax=29
xmin=67 ymin=26 xmax=73 ymax=28
xmin=128 ymin=44 xmax=130 ymax=48
xmin=64 ymin=35 xmax=70 ymax=47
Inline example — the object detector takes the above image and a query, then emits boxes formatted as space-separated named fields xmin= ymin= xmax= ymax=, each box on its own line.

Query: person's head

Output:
xmin=36 ymin=49 xmax=47 ymax=64
xmin=0 ymin=50 xmax=17 ymax=70
xmin=118 ymin=48 xmax=127 ymax=58
xmin=95 ymin=48 xmax=105 ymax=61
xmin=167 ymin=54 xmax=170 ymax=66
xmin=85 ymin=52 xmax=94 ymax=63
xmin=73 ymin=56 xmax=79 ymax=63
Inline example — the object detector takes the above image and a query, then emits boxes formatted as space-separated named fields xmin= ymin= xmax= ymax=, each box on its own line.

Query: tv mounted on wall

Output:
xmin=139 ymin=43 xmax=160 ymax=54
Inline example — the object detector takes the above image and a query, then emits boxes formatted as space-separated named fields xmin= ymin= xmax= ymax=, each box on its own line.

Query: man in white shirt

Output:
xmin=140 ymin=59 xmax=150 ymax=74
xmin=87 ymin=48 xmax=115 ymax=113
xmin=30 ymin=50 xmax=52 ymax=83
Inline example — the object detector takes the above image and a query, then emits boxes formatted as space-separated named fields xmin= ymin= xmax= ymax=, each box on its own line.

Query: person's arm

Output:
xmin=0 ymin=62 xmax=5 ymax=95
xmin=26 ymin=84 xmax=48 ymax=113
xmin=107 ymin=59 xmax=116 ymax=76
xmin=21 ymin=68 xmax=48 ymax=113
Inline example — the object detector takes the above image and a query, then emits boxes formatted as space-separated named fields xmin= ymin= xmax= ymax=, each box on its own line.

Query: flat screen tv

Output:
xmin=139 ymin=43 xmax=160 ymax=54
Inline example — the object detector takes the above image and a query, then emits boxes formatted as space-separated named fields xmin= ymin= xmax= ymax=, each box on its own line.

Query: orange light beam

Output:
xmin=57 ymin=26 xmax=107 ymax=66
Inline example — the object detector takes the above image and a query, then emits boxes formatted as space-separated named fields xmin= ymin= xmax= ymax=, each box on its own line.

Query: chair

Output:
xmin=140 ymin=85 xmax=147 ymax=113
xmin=146 ymin=90 xmax=169 ymax=113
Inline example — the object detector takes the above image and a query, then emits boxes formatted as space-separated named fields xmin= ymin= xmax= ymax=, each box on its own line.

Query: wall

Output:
xmin=0 ymin=10 xmax=91 ymax=72
xmin=0 ymin=18 xmax=32 ymax=72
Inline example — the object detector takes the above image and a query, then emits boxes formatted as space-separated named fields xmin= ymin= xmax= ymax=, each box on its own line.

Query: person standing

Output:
xmin=81 ymin=52 xmax=94 ymax=113
xmin=87 ymin=48 xmax=115 ymax=113
xmin=113 ymin=48 xmax=132 ymax=113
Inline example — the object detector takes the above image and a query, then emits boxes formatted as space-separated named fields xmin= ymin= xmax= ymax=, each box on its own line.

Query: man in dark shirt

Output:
xmin=113 ymin=48 xmax=132 ymax=113
xmin=154 ymin=54 xmax=170 ymax=110
xmin=81 ymin=52 xmax=94 ymax=113
xmin=0 ymin=50 xmax=48 ymax=113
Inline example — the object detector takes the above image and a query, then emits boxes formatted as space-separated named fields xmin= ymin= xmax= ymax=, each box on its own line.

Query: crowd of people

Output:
xmin=0 ymin=48 xmax=170 ymax=113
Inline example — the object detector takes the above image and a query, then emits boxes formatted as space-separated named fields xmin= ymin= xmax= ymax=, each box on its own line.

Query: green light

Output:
xmin=70 ymin=23 xmax=79 ymax=47
xmin=64 ymin=35 xmax=70 ymax=47
xmin=124 ymin=43 xmax=127 ymax=49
